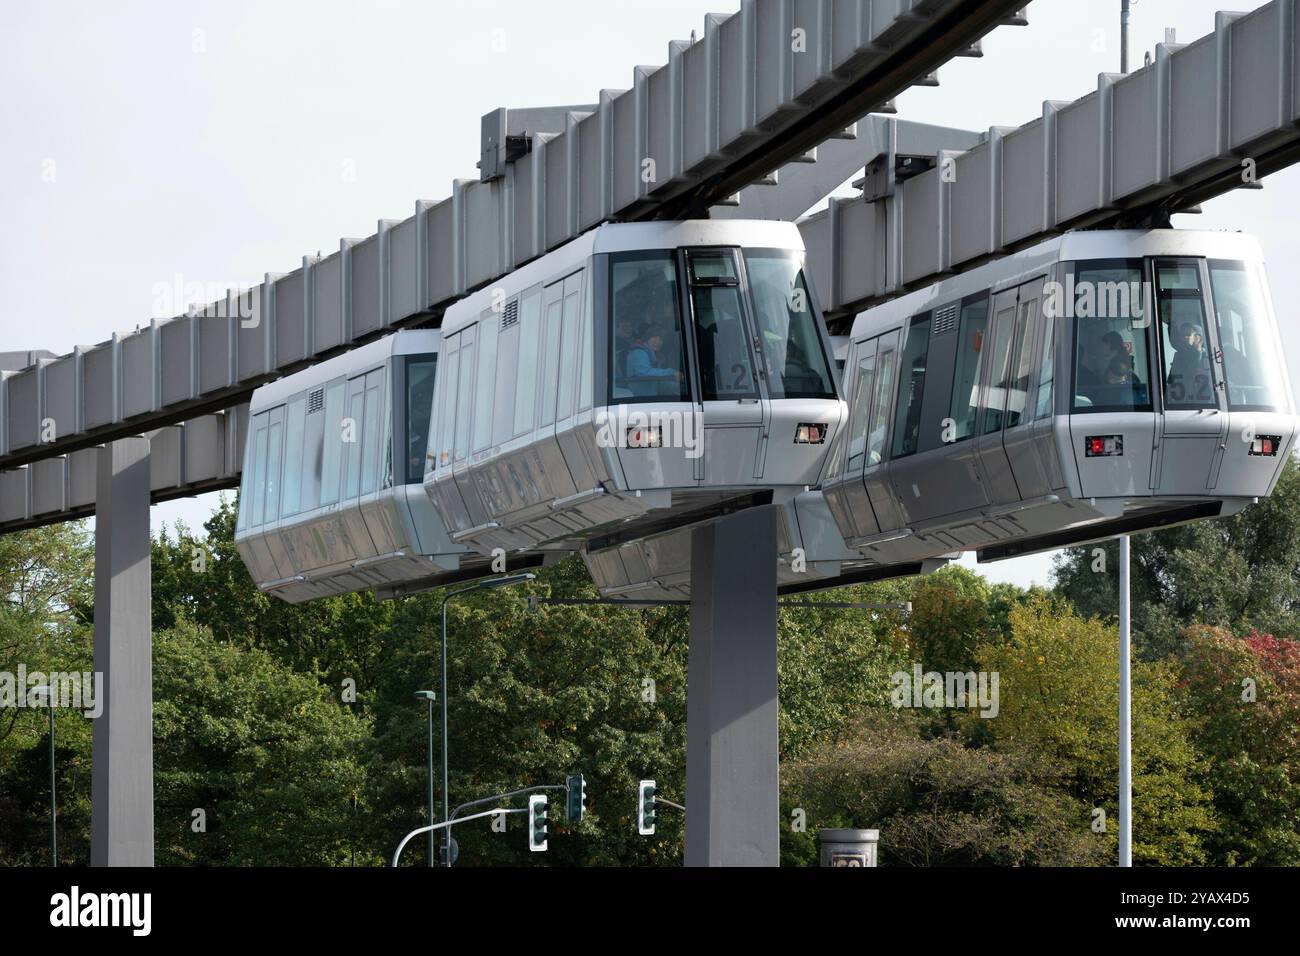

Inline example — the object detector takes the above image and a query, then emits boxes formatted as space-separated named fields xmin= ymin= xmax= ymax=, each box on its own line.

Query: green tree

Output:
xmin=1179 ymin=626 xmax=1300 ymax=865
xmin=977 ymin=597 xmax=1216 ymax=865
xmin=781 ymin=710 xmax=1107 ymax=866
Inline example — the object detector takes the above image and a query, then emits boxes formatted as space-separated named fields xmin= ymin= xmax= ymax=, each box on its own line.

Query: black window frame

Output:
xmin=1068 ymin=257 xmax=1155 ymax=415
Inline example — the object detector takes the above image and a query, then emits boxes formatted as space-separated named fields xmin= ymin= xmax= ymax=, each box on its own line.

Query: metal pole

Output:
xmin=440 ymin=597 xmax=450 ymax=868
xmin=49 ymin=702 xmax=57 ymax=867
xmin=1120 ymin=0 xmax=1131 ymax=74
xmin=427 ymin=699 xmax=436 ymax=868
xmin=1118 ymin=535 xmax=1132 ymax=867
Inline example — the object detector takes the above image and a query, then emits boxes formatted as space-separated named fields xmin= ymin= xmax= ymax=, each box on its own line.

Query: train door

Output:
xmin=1000 ymin=278 xmax=1058 ymax=500
xmin=1151 ymin=258 xmax=1230 ymax=494
xmin=973 ymin=287 xmax=1022 ymax=506
xmin=340 ymin=373 xmax=379 ymax=559
xmin=863 ymin=330 xmax=907 ymax=531
xmin=683 ymin=248 xmax=766 ymax=484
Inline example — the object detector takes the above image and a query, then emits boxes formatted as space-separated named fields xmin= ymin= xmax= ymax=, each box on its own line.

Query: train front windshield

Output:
xmin=1070 ymin=258 xmax=1289 ymax=414
xmin=609 ymin=248 xmax=836 ymax=404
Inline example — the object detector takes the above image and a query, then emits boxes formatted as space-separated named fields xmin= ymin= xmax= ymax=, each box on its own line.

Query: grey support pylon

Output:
xmin=685 ymin=506 xmax=780 ymax=866
xmin=90 ymin=438 xmax=154 ymax=867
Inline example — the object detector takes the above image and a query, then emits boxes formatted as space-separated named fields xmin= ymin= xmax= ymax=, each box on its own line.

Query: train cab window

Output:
xmin=1035 ymin=306 xmax=1056 ymax=420
xmin=689 ymin=250 xmax=758 ymax=401
xmin=1155 ymin=260 xmax=1215 ymax=409
xmin=867 ymin=346 xmax=895 ymax=466
xmin=1208 ymin=260 xmax=1288 ymax=412
xmin=891 ymin=314 xmax=931 ymax=458
xmin=610 ymin=253 xmax=688 ymax=403
xmin=949 ymin=295 xmax=990 ymax=442
xmin=406 ymin=357 xmax=436 ymax=483
xmin=744 ymin=252 xmax=836 ymax=399
xmin=1070 ymin=261 xmax=1151 ymax=413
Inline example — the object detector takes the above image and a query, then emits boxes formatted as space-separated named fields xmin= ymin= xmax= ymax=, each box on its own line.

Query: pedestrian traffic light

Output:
xmin=528 ymin=794 xmax=549 ymax=852
xmin=637 ymin=780 xmax=657 ymax=835
xmin=566 ymin=773 xmax=587 ymax=824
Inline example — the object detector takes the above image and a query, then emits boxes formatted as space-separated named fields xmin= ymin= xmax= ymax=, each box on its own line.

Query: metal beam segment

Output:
xmin=807 ymin=0 xmax=1300 ymax=329
xmin=0 ymin=0 xmax=1024 ymax=475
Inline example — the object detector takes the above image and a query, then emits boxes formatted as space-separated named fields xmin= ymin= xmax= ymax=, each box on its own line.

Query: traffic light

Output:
xmin=528 ymin=794 xmax=549 ymax=852
xmin=637 ymin=780 xmax=657 ymax=835
xmin=566 ymin=773 xmax=587 ymax=824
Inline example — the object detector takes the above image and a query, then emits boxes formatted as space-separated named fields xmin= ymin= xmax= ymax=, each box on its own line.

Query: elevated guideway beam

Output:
xmin=805 ymin=0 xmax=1300 ymax=329
xmin=0 ymin=0 xmax=1027 ymax=479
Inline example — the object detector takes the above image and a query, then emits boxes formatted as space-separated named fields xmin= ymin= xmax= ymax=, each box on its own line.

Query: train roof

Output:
xmin=249 ymin=329 xmax=440 ymax=413
xmin=848 ymin=229 xmax=1265 ymax=342
xmin=441 ymin=219 xmax=805 ymax=336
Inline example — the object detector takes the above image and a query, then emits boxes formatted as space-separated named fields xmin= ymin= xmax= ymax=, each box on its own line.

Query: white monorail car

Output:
xmin=424 ymin=219 xmax=846 ymax=564
xmin=821 ymin=229 xmax=1297 ymax=570
xmin=234 ymin=332 xmax=518 ymax=604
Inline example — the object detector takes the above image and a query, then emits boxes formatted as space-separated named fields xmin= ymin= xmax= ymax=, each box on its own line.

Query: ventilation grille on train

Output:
xmin=500 ymin=300 xmax=519 ymax=331
xmin=307 ymin=387 xmax=324 ymax=414
xmin=933 ymin=304 xmax=959 ymax=336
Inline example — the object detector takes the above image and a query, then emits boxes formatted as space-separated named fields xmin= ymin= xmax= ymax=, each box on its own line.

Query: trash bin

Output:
xmin=818 ymin=828 xmax=878 ymax=867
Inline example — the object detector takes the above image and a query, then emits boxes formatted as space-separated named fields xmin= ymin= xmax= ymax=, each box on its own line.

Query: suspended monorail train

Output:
xmin=818 ymin=228 xmax=1297 ymax=572
xmin=235 ymin=219 xmax=846 ymax=601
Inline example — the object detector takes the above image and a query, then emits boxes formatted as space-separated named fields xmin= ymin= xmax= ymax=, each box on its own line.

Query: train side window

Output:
xmin=867 ymin=345 xmax=895 ymax=466
xmin=406 ymin=357 xmax=436 ymax=484
xmin=578 ymin=280 xmax=594 ymax=412
xmin=473 ymin=316 xmax=498 ymax=453
xmin=1035 ymin=309 xmax=1056 ymax=420
xmin=359 ymin=369 xmax=383 ymax=495
xmin=948 ymin=295 xmax=990 ymax=442
xmin=513 ymin=290 xmax=542 ymax=436
xmin=610 ymin=253 xmax=688 ymax=403
xmin=282 ymin=396 xmax=306 ymax=516
xmin=453 ymin=338 xmax=475 ymax=462
xmin=344 ymin=377 xmax=366 ymax=497
xmin=557 ymin=280 xmax=583 ymax=420
xmin=432 ymin=339 xmax=460 ymax=470
xmin=540 ymin=296 xmax=563 ymax=427
xmin=493 ymin=308 xmax=519 ymax=447
xmin=263 ymin=411 xmax=283 ymax=524
xmin=981 ymin=301 xmax=1018 ymax=434
xmin=320 ymin=380 xmax=346 ymax=505
xmin=845 ymin=344 xmax=877 ymax=473
xmin=1208 ymin=260 xmax=1288 ymax=412
xmin=244 ymin=411 xmax=269 ymax=527
xmin=891 ymin=314 xmax=931 ymax=458
xmin=1070 ymin=260 xmax=1150 ymax=412
xmin=1005 ymin=297 xmax=1040 ymax=429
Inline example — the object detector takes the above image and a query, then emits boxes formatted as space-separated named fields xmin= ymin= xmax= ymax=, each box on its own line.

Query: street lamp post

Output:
xmin=438 ymin=572 xmax=536 ymax=868
xmin=31 ymin=685 xmax=56 ymax=867
xmin=413 ymin=690 xmax=437 ymax=867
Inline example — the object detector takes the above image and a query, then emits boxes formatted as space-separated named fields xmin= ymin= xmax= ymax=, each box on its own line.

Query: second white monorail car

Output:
xmin=424 ymin=219 xmax=846 ymax=561
xmin=821 ymin=229 xmax=1297 ymax=570
xmin=235 ymin=332 xmax=518 ymax=604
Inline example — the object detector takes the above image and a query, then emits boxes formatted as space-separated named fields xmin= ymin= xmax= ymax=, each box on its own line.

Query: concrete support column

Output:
xmin=685 ymin=505 xmax=779 ymax=867
xmin=91 ymin=438 xmax=153 ymax=867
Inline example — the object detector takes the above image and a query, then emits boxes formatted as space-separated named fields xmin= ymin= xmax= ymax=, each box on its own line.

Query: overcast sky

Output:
xmin=2 ymin=0 xmax=1294 ymax=588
